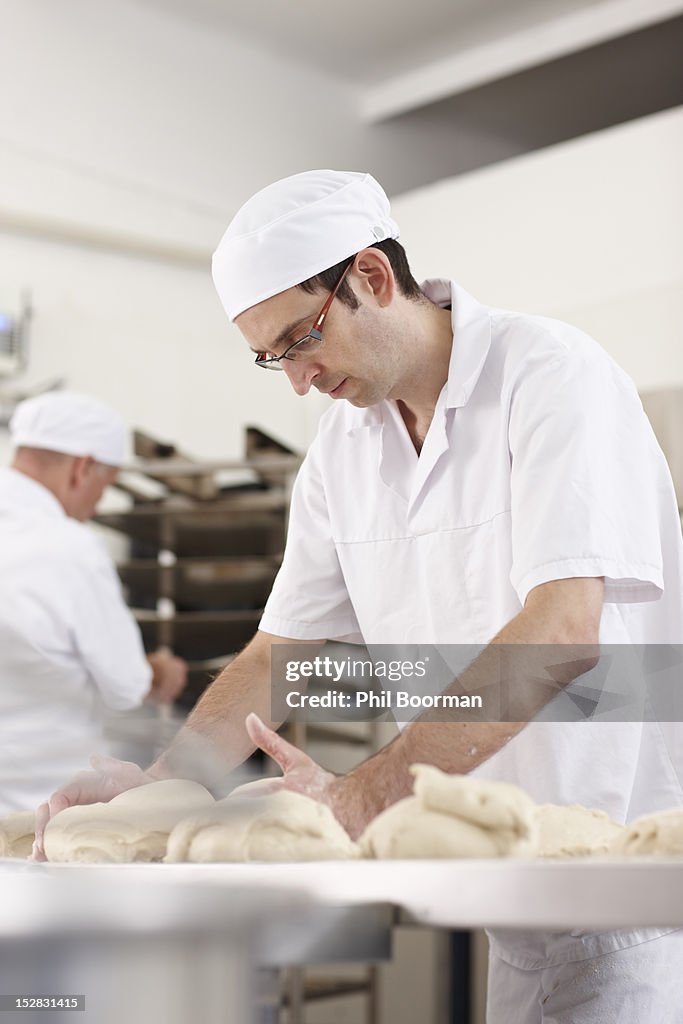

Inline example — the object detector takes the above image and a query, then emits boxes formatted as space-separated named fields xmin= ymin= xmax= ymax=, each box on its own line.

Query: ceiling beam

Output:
xmin=361 ymin=0 xmax=683 ymax=122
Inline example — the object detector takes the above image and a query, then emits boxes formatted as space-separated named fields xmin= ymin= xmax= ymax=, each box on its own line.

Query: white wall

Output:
xmin=0 ymin=0 xmax=518 ymax=464
xmin=392 ymin=105 xmax=683 ymax=392
xmin=0 ymin=229 xmax=312 ymax=466
xmin=0 ymin=0 xmax=516 ymax=254
xmin=0 ymin=0 xmax=367 ymax=254
xmin=1 ymin=0 xmax=681 ymax=469
xmin=0 ymin=0 xmax=376 ymax=461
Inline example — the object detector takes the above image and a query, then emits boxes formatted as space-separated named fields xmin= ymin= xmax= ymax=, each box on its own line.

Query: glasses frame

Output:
xmin=254 ymin=259 xmax=354 ymax=370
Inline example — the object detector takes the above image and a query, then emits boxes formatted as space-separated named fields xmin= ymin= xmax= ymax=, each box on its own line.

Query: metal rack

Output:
xmin=97 ymin=427 xmax=299 ymax=711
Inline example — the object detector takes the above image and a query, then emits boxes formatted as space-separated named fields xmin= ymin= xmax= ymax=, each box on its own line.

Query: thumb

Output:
xmin=245 ymin=713 xmax=312 ymax=773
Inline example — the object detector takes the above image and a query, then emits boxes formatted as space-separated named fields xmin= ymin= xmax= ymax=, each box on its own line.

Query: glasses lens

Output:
xmin=255 ymin=354 xmax=283 ymax=370
xmin=286 ymin=336 xmax=322 ymax=361
xmin=255 ymin=324 xmax=324 ymax=370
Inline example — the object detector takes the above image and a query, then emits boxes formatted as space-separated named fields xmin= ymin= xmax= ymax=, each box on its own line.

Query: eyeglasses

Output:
xmin=254 ymin=260 xmax=353 ymax=370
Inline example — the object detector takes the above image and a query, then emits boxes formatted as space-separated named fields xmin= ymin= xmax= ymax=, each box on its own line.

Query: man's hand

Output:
xmin=32 ymin=755 xmax=155 ymax=860
xmin=242 ymin=713 xmax=368 ymax=838
xmin=147 ymin=650 xmax=188 ymax=704
xmin=241 ymin=713 xmax=336 ymax=802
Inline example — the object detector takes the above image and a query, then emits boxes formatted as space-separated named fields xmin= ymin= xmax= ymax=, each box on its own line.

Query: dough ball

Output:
xmin=360 ymin=766 xmax=537 ymax=859
xmin=360 ymin=796 xmax=505 ymax=859
xmin=411 ymin=764 xmax=536 ymax=836
xmin=44 ymin=779 xmax=215 ymax=863
xmin=166 ymin=789 xmax=359 ymax=863
xmin=535 ymin=804 xmax=624 ymax=857
xmin=0 ymin=810 xmax=35 ymax=858
xmin=610 ymin=808 xmax=683 ymax=856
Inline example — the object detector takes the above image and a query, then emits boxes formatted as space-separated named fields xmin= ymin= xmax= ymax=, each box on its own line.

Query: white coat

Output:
xmin=260 ymin=280 xmax=683 ymax=971
xmin=0 ymin=468 xmax=151 ymax=813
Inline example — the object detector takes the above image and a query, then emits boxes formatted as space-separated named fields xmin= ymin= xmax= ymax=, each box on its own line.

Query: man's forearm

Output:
xmin=329 ymin=585 xmax=602 ymax=836
xmin=329 ymin=716 xmax=522 ymax=835
xmin=328 ymin=654 xmax=527 ymax=834
xmin=147 ymin=632 xmax=277 ymax=789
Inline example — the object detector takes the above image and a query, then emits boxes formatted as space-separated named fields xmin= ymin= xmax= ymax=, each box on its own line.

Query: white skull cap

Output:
xmin=10 ymin=391 xmax=127 ymax=467
xmin=212 ymin=169 xmax=400 ymax=321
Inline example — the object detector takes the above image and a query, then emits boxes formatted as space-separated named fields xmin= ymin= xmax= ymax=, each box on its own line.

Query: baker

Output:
xmin=35 ymin=173 xmax=683 ymax=1021
xmin=0 ymin=391 xmax=187 ymax=814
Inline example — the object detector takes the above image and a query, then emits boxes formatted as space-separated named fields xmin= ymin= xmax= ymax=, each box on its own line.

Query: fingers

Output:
xmin=89 ymin=754 xmax=124 ymax=772
xmin=31 ymin=802 xmax=50 ymax=860
xmin=167 ymin=661 xmax=188 ymax=698
xmin=88 ymin=755 xmax=150 ymax=791
xmin=31 ymin=757 xmax=150 ymax=861
xmin=147 ymin=657 xmax=188 ymax=703
xmin=31 ymin=839 xmax=46 ymax=862
xmin=48 ymin=790 xmax=75 ymax=818
xmin=32 ymin=788 xmax=79 ymax=860
xmin=245 ymin=713 xmax=311 ymax=773
xmin=229 ymin=777 xmax=285 ymax=799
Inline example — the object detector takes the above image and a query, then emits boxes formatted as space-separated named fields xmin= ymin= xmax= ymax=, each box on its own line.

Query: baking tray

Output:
xmin=96 ymin=507 xmax=286 ymax=557
xmin=119 ymin=557 xmax=280 ymax=611
xmin=135 ymin=609 xmax=261 ymax=660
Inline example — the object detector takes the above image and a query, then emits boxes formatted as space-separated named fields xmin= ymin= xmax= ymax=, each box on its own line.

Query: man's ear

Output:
xmin=354 ymin=248 xmax=395 ymax=308
xmin=69 ymin=455 xmax=94 ymax=487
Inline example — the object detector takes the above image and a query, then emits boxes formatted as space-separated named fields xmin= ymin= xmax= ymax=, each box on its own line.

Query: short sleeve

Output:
xmin=259 ymin=437 xmax=361 ymax=640
xmin=69 ymin=531 xmax=152 ymax=709
xmin=508 ymin=344 xmax=665 ymax=606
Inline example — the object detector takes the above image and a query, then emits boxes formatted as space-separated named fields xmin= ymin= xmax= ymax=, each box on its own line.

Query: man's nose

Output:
xmin=282 ymin=358 xmax=320 ymax=396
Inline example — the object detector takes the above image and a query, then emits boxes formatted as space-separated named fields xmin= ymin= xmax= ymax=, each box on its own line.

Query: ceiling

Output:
xmin=127 ymin=0 xmax=683 ymax=194
xmin=362 ymin=10 xmax=683 ymax=195
xmin=132 ymin=0 xmax=604 ymax=82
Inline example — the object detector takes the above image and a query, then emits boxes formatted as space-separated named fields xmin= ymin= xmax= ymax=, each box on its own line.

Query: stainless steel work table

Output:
xmin=0 ymin=860 xmax=392 ymax=1024
xmin=3 ymin=857 xmax=683 ymax=1023
xmin=15 ymin=857 xmax=683 ymax=930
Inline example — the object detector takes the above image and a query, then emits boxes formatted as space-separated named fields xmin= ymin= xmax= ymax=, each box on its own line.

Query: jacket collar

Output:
xmin=346 ymin=278 xmax=492 ymax=434
xmin=423 ymin=279 xmax=492 ymax=410
xmin=0 ymin=467 xmax=67 ymax=518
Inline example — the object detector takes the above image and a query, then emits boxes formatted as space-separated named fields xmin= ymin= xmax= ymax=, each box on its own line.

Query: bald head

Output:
xmin=12 ymin=447 xmax=118 ymax=522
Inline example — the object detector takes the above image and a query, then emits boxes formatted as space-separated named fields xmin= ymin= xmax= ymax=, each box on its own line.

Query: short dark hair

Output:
xmin=297 ymin=238 xmax=423 ymax=311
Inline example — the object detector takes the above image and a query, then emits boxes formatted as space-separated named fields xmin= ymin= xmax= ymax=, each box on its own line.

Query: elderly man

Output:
xmin=0 ymin=391 xmax=186 ymax=814
xmin=36 ymin=173 xmax=683 ymax=1021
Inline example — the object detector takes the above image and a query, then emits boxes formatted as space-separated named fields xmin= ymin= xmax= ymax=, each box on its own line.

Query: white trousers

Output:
xmin=486 ymin=929 xmax=683 ymax=1024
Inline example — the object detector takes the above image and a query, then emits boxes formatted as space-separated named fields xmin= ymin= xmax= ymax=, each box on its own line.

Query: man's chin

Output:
xmin=335 ymin=380 xmax=385 ymax=409
xmin=346 ymin=393 xmax=380 ymax=409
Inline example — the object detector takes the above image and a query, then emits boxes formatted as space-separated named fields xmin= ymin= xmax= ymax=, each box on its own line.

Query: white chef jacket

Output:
xmin=0 ymin=468 xmax=151 ymax=813
xmin=260 ymin=280 xmax=683 ymax=965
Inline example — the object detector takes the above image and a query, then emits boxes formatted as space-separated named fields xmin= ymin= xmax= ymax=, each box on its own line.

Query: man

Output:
xmin=35 ymin=173 xmax=683 ymax=1021
xmin=0 ymin=391 xmax=187 ymax=814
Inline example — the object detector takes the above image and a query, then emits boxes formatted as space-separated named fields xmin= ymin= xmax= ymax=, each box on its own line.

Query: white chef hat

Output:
xmin=9 ymin=391 xmax=127 ymax=467
xmin=212 ymin=169 xmax=400 ymax=321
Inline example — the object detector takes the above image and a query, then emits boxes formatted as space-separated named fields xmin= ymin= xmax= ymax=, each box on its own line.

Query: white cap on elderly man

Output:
xmin=9 ymin=391 xmax=127 ymax=467
xmin=212 ymin=169 xmax=400 ymax=322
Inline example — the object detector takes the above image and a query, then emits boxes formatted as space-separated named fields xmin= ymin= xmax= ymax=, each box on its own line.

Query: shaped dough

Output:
xmin=166 ymin=789 xmax=359 ymax=863
xmin=413 ymin=764 xmax=536 ymax=833
xmin=360 ymin=765 xmax=537 ymax=859
xmin=535 ymin=804 xmax=624 ymax=857
xmin=360 ymin=796 xmax=510 ymax=858
xmin=44 ymin=779 xmax=215 ymax=863
xmin=0 ymin=810 xmax=35 ymax=858
xmin=609 ymin=808 xmax=683 ymax=856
